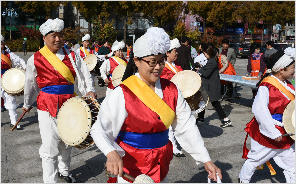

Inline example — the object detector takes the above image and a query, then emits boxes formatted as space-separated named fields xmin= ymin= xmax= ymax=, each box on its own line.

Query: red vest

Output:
xmin=34 ymin=48 xmax=76 ymax=117
xmin=117 ymin=78 xmax=178 ymax=183
xmin=107 ymin=57 xmax=128 ymax=89
xmin=218 ymin=55 xmax=236 ymax=84
xmin=242 ymin=80 xmax=295 ymax=159
xmin=1 ymin=51 xmax=11 ymax=77
xmin=80 ymin=48 xmax=94 ymax=59
xmin=160 ymin=61 xmax=183 ymax=81
xmin=250 ymin=53 xmax=266 ymax=76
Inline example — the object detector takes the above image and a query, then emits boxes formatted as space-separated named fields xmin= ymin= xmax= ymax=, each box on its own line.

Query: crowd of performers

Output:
xmin=1 ymin=18 xmax=295 ymax=183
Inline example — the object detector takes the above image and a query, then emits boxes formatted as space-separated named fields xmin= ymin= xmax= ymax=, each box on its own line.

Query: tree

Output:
xmin=62 ymin=26 xmax=86 ymax=43
xmin=16 ymin=1 xmax=62 ymax=30
xmin=17 ymin=25 xmax=41 ymax=40
xmin=72 ymin=1 xmax=110 ymax=37
xmin=92 ymin=16 xmax=118 ymax=43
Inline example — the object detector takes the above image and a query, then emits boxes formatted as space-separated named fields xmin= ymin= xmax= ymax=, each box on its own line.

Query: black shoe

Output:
xmin=220 ymin=120 xmax=232 ymax=128
xmin=196 ymin=118 xmax=205 ymax=125
xmin=1 ymin=107 xmax=6 ymax=112
xmin=58 ymin=172 xmax=76 ymax=183
xmin=10 ymin=124 xmax=14 ymax=127
xmin=173 ymin=153 xmax=185 ymax=157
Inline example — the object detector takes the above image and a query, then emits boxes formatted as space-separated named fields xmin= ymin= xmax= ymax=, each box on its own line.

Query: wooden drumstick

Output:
xmin=11 ymin=107 xmax=33 ymax=131
xmin=122 ymin=172 xmax=135 ymax=182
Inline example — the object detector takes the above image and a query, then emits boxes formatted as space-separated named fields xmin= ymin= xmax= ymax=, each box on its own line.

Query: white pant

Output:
xmin=38 ymin=110 xmax=72 ymax=183
xmin=106 ymin=87 xmax=113 ymax=96
xmin=117 ymin=175 xmax=168 ymax=183
xmin=1 ymin=89 xmax=18 ymax=125
xmin=169 ymin=126 xmax=183 ymax=154
xmin=239 ymin=138 xmax=295 ymax=183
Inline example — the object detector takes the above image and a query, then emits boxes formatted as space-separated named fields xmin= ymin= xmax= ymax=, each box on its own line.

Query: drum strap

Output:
xmin=1 ymin=69 xmax=9 ymax=75
xmin=1 ymin=53 xmax=11 ymax=68
xmin=80 ymin=47 xmax=90 ymax=56
xmin=121 ymin=75 xmax=175 ymax=129
xmin=39 ymin=46 xmax=75 ymax=84
xmin=261 ymin=76 xmax=295 ymax=101
xmin=113 ymin=56 xmax=127 ymax=66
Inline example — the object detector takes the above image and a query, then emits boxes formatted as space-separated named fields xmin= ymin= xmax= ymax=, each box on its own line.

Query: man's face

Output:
xmin=43 ymin=32 xmax=63 ymax=53
xmin=83 ymin=40 xmax=89 ymax=48
xmin=104 ymin=41 xmax=109 ymax=47
xmin=222 ymin=43 xmax=229 ymax=50
xmin=266 ymin=44 xmax=271 ymax=49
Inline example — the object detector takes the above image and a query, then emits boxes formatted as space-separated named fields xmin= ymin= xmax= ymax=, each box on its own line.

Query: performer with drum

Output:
xmin=100 ymin=40 xmax=127 ymax=96
xmin=22 ymin=18 xmax=96 ymax=183
xmin=198 ymin=44 xmax=233 ymax=128
xmin=90 ymin=27 xmax=222 ymax=183
xmin=1 ymin=35 xmax=26 ymax=130
xmin=239 ymin=48 xmax=295 ymax=183
xmin=160 ymin=38 xmax=184 ymax=157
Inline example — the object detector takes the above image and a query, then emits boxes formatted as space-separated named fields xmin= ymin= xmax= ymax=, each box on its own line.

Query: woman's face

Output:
xmin=134 ymin=54 xmax=165 ymax=84
xmin=114 ymin=49 xmax=123 ymax=57
xmin=166 ymin=49 xmax=178 ymax=62
xmin=254 ymin=48 xmax=260 ymax=54
xmin=281 ymin=62 xmax=295 ymax=80
xmin=203 ymin=51 xmax=210 ymax=59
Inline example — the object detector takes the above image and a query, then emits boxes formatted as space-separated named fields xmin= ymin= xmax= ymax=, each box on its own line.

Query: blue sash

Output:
xmin=1 ymin=69 xmax=9 ymax=75
xmin=119 ymin=129 xmax=169 ymax=149
xmin=271 ymin=114 xmax=283 ymax=123
xmin=41 ymin=85 xmax=74 ymax=95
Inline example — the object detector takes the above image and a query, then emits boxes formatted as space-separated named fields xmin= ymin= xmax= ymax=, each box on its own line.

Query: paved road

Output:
xmin=1 ymin=53 xmax=286 ymax=183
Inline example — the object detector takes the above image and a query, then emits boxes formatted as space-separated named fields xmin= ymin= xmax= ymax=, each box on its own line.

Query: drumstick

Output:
xmin=282 ymin=133 xmax=295 ymax=137
xmin=11 ymin=107 xmax=33 ymax=131
xmin=122 ymin=172 xmax=135 ymax=182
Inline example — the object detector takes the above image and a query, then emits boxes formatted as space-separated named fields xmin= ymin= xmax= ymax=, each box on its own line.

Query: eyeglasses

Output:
xmin=141 ymin=57 xmax=165 ymax=67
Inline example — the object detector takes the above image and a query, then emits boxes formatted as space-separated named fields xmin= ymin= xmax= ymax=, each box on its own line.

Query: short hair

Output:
xmin=267 ymin=41 xmax=274 ymax=47
xmin=102 ymin=39 xmax=109 ymax=44
xmin=250 ymin=43 xmax=260 ymax=53
xmin=203 ymin=44 xmax=217 ymax=58
xmin=181 ymin=36 xmax=190 ymax=43
xmin=222 ymin=38 xmax=229 ymax=45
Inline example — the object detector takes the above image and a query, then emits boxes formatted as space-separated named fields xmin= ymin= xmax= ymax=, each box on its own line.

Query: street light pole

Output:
xmin=2 ymin=8 xmax=17 ymax=41
xmin=10 ymin=15 xmax=12 ymax=40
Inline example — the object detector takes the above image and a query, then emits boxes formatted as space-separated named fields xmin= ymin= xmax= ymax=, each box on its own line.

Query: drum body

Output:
xmin=84 ymin=54 xmax=97 ymax=72
xmin=283 ymin=100 xmax=295 ymax=140
xmin=171 ymin=70 xmax=208 ymax=115
xmin=1 ymin=68 xmax=25 ymax=96
xmin=57 ymin=96 xmax=100 ymax=148
xmin=112 ymin=65 xmax=126 ymax=87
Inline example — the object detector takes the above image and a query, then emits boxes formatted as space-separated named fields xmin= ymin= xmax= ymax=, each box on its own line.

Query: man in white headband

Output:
xmin=100 ymin=40 xmax=126 ymax=96
xmin=239 ymin=48 xmax=295 ymax=183
xmin=75 ymin=33 xmax=102 ymax=86
xmin=91 ymin=27 xmax=222 ymax=183
xmin=1 ymin=35 xmax=26 ymax=129
xmin=22 ymin=18 xmax=96 ymax=183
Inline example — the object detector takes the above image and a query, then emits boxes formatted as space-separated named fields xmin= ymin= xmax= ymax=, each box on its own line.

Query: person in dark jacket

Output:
xmin=197 ymin=44 xmax=233 ymax=128
xmin=175 ymin=36 xmax=195 ymax=70
xmin=98 ymin=39 xmax=110 ymax=58
xmin=22 ymin=38 xmax=27 ymax=56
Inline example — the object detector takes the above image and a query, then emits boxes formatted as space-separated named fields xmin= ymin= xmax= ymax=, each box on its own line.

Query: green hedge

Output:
xmin=5 ymin=39 xmax=40 ymax=52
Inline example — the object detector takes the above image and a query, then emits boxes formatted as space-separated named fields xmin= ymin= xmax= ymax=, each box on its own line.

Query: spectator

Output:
xmin=175 ymin=36 xmax=195 ymax=70
xmin=63 ymin=40 xmax=70 ymax=49
xmin=265 ymin=41 xmax=277 ymax=58
xmin=22 ymin=38 xmax=27 ymax=56
xmin=125 ymin=42 xmax=133 ymax=61
xmin=218 ymin=38 xmax=236 ymax=97
xmin=70 ymin=39 xmax=80 ymax=52
xmin=98 ymin=39 xmax=110 ymax=58
xmin=191 ymin=45 xmax=198 ymax=59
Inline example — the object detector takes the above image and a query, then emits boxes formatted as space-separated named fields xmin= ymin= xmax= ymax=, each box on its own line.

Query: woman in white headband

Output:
xmin=239 ymin=48 xmax=295 ymax=183
xmin=100 ymin=40 xmax=127 ymax=96
xmin=91 ymin=27 xmax=222 ymax=183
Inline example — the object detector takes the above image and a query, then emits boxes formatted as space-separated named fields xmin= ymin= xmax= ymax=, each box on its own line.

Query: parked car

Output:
xmin=229 ymin=43 xmax=239 ymax=57
xmin=273 ymin=44 xmax=284 ymax=51
xmin=238 ymin=44 xmax=250 ymax=58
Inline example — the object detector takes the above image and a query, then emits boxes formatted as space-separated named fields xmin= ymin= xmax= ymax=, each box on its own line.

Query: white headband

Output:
xmin=272 ymin=47 xmax=295 ymax=72
xmin=107 ymin=40 xmax=125 ymax=57
xmin=1 ymin=35 xmax=4 ymax=43
xmin=133 ymin=27 xmax=170 ymax=58
xmin=82 ymin=34 xmax=90 ymax=42
xmin=168 ymin=38 xmax=181 ymax=51
xmin=39 ymin=18 xmax=64 ymax=36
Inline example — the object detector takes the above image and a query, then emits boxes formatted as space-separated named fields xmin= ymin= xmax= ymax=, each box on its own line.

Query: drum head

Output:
xmin=112 ymin=65 xmax=126 ymax=87
xmin=283 ymin=100 xmax=295 ymax=140
xmin=171 ymin=70 xmax=201 ymax=98
xmin=84 ymin=54 xmax=97 ymax=71
xmin=57 ymin=97 xmax=93 ymax=146
xmin=1 ymin=68 xmax=25 ymax=94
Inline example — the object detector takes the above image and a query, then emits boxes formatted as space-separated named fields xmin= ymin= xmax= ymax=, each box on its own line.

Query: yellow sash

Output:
xmin=80 ymin=47 xmax=90 ymax=56
xmin=261 ymin=76 xmax=295 ymax=101
xmin=1 ymin=53 xmax=11 ymax=68
xmin=39 ymin=46 xmax=75 ymax=84
xmin=113 ymin=56 xmax=127 ymax=66
xmin=122 ymin=75 xmax=175 ymax=129
xmin=165 ymin=62 xmax=180 ymax=74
